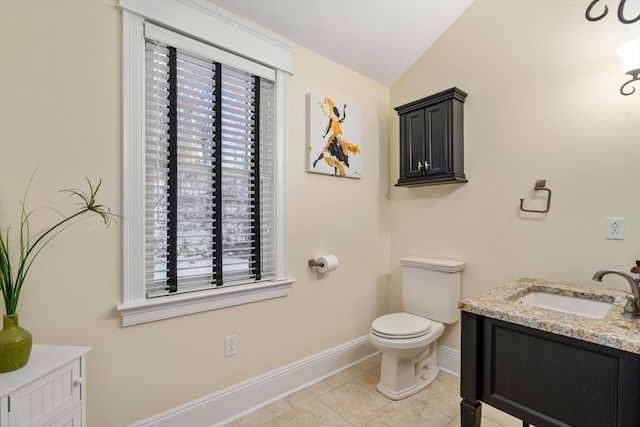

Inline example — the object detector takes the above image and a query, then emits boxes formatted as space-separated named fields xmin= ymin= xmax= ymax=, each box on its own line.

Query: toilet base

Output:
xmin=376 ymin=363 xmax=441 ymax=400
xmin=370 ymin=321 xmax=445 ymax=401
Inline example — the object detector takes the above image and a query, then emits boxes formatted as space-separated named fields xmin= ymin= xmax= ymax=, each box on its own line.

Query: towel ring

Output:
xmin=519 ymin=180 xmax=552 ymax=213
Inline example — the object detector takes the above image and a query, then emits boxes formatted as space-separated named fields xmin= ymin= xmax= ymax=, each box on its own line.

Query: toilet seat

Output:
xmin=371 ymin=312 xmax=432 ymax=340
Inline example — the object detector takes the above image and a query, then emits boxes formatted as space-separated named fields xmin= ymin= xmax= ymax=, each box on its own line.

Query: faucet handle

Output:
xmin=623 ymin=294 xmax=640 ymax=317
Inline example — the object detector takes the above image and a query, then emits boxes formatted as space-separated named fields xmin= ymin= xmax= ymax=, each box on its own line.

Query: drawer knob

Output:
xmin=74 ymin=377 xmax=84 ymax=386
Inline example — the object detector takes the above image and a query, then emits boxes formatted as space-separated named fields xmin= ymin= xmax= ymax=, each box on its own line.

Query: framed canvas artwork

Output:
xmin=307 ymin=93 xmax=363 ymax=178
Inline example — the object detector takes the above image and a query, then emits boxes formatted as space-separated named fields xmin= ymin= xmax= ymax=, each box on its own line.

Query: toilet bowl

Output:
xmin=369 ymin=312 xmax=444 ymax=400
xmin=369 ymin=256 xmax=464 ymax=400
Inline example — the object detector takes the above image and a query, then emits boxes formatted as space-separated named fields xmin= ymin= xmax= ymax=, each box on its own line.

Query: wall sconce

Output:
xmin=586 ymin=0 xmax=640 ymax=24
xmin=616 ymin=38 xmax=640 ymax=95
xmin=585 ymin=1 xmax=639 ymax=96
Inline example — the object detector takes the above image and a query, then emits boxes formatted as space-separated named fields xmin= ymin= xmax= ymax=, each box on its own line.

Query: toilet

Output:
xmin=369 ymin=256 xmax=464 ymax=400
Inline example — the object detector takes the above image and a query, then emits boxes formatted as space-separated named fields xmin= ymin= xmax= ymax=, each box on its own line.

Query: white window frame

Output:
xmin=117 ymin=0 xmax=294 ymax=326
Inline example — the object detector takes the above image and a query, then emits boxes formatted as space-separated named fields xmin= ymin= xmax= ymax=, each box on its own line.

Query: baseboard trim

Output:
xmin=131 ymin=339 xmax=461 ymax=427
xmin=131 ymin=336 xmax=377 ymax=427
xmin=438 ymin=345 xmax=461 ymax=377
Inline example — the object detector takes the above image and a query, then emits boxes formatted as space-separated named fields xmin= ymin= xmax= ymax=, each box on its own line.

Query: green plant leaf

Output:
xmin=0 ymin=175 xmax=118 ymax=315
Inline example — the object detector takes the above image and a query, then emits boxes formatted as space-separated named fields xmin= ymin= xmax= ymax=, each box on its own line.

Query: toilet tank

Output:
xmin=400 ymin=256 xmax=464 ymax=324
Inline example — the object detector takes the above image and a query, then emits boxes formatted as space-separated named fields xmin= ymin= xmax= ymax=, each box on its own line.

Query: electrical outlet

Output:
xmin=225 ymin=335 xmax=237 ymax=357
xmin=606 ymin=217 xmax=625 ymax=240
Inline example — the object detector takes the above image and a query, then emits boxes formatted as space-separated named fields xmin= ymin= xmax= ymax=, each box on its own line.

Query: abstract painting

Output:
xmin=307 ymin=93 xmax=363 ymax=178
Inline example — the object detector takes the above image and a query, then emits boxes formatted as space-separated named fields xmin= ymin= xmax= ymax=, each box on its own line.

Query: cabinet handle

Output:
xmin=417 ymin=161 xmax=430 ymax=171
xmin=74 ymin=377 xmax=84 ymax=386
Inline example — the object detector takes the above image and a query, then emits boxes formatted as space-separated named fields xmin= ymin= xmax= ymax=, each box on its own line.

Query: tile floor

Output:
xmin=225 ymin=354 xmax=524 ymax=427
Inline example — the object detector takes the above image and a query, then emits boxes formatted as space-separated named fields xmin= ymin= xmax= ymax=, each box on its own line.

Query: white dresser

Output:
xmin=0 ymin=345 xmax=90 ymax=427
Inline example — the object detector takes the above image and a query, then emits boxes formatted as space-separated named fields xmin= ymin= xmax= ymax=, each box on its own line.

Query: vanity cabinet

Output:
xmin=460 ymin=312 xmax=640 ymax=427
xmin=395 ymin=87 xmax=467 ymax=187
xmin=0 ymin=345 xmax=90 ymax=427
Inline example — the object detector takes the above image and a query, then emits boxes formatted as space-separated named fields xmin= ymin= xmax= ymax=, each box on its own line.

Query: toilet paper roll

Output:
xmin=317 ymin=254 xmax=339 ymax=273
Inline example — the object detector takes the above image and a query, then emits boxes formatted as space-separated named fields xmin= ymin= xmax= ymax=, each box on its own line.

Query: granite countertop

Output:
xmin=458 ymin=277 xmax=640 ymax=354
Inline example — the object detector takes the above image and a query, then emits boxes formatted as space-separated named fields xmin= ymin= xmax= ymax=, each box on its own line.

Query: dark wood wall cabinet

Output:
xmin=395 ymin=87 xmax=467 ymax=187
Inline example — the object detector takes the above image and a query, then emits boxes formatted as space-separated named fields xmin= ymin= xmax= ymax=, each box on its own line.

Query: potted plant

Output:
xmin=0 ymin=176 xmax=116 ymax=373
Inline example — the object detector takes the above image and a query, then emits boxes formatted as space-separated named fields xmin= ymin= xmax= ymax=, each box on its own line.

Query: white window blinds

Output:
xmin=144 ymin=24 xmax=276 ymax=298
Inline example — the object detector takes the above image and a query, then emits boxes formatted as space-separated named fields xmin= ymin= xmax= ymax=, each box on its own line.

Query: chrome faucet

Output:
xmin=592 ymin=269 xmax=640 ymax=318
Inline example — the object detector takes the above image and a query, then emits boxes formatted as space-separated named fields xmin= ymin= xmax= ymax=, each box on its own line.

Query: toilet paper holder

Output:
xmin=308 ymin=258 xmax=325 ymax=268
xmin=308 ymin=254 xmax=339 ymax=273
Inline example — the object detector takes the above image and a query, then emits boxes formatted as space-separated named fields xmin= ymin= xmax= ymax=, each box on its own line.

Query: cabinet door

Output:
xmin=7 ymin=359 xmax=81 ymax=427
xmin=487 ymin=322 xmax=619 ymax=425
xmin=422 ymin=102 xmax=447 ymax=177
xmin=402 ymin=108 xmax=426 ymax=179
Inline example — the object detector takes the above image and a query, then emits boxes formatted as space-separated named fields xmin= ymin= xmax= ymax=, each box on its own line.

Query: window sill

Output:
xmin=116 ymin=278 xmax=295 ymax=326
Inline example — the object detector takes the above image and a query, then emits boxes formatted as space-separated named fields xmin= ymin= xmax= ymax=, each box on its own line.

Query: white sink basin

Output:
xmin=517 ymin=292 xmax=612 ymax=319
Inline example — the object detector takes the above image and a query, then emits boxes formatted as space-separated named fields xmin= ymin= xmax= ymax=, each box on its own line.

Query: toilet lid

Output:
xmin=371 ymin=313 xmax=432 ymax=339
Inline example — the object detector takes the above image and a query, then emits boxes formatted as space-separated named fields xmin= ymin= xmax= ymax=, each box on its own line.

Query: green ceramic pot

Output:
xmin=0 ymin=314 xmax=33 ymax=373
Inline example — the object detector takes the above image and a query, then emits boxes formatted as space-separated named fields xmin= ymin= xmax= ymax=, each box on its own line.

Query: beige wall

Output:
xmin=0 ymin=1 xmax=390 ymax=425
xmin=389 ymin=0 xmax=640 ymax=349
xmin=2 ymin=0 xmax=639 ymax=424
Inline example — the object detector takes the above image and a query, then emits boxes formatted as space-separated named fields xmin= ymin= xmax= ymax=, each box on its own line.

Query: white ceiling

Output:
xmin=206 ymin=0 xmax=474 ymax=86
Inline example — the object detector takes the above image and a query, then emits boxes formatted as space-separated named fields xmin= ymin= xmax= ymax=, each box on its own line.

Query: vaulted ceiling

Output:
xmin=206 ymin=0 xmax=474 ymax=86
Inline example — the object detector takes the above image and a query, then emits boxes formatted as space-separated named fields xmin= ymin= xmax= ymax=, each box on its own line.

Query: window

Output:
xmin=118 ymin=1 xmax=293 ymax=326
xmin=145 ymin=24 xmax=277 ymax=296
